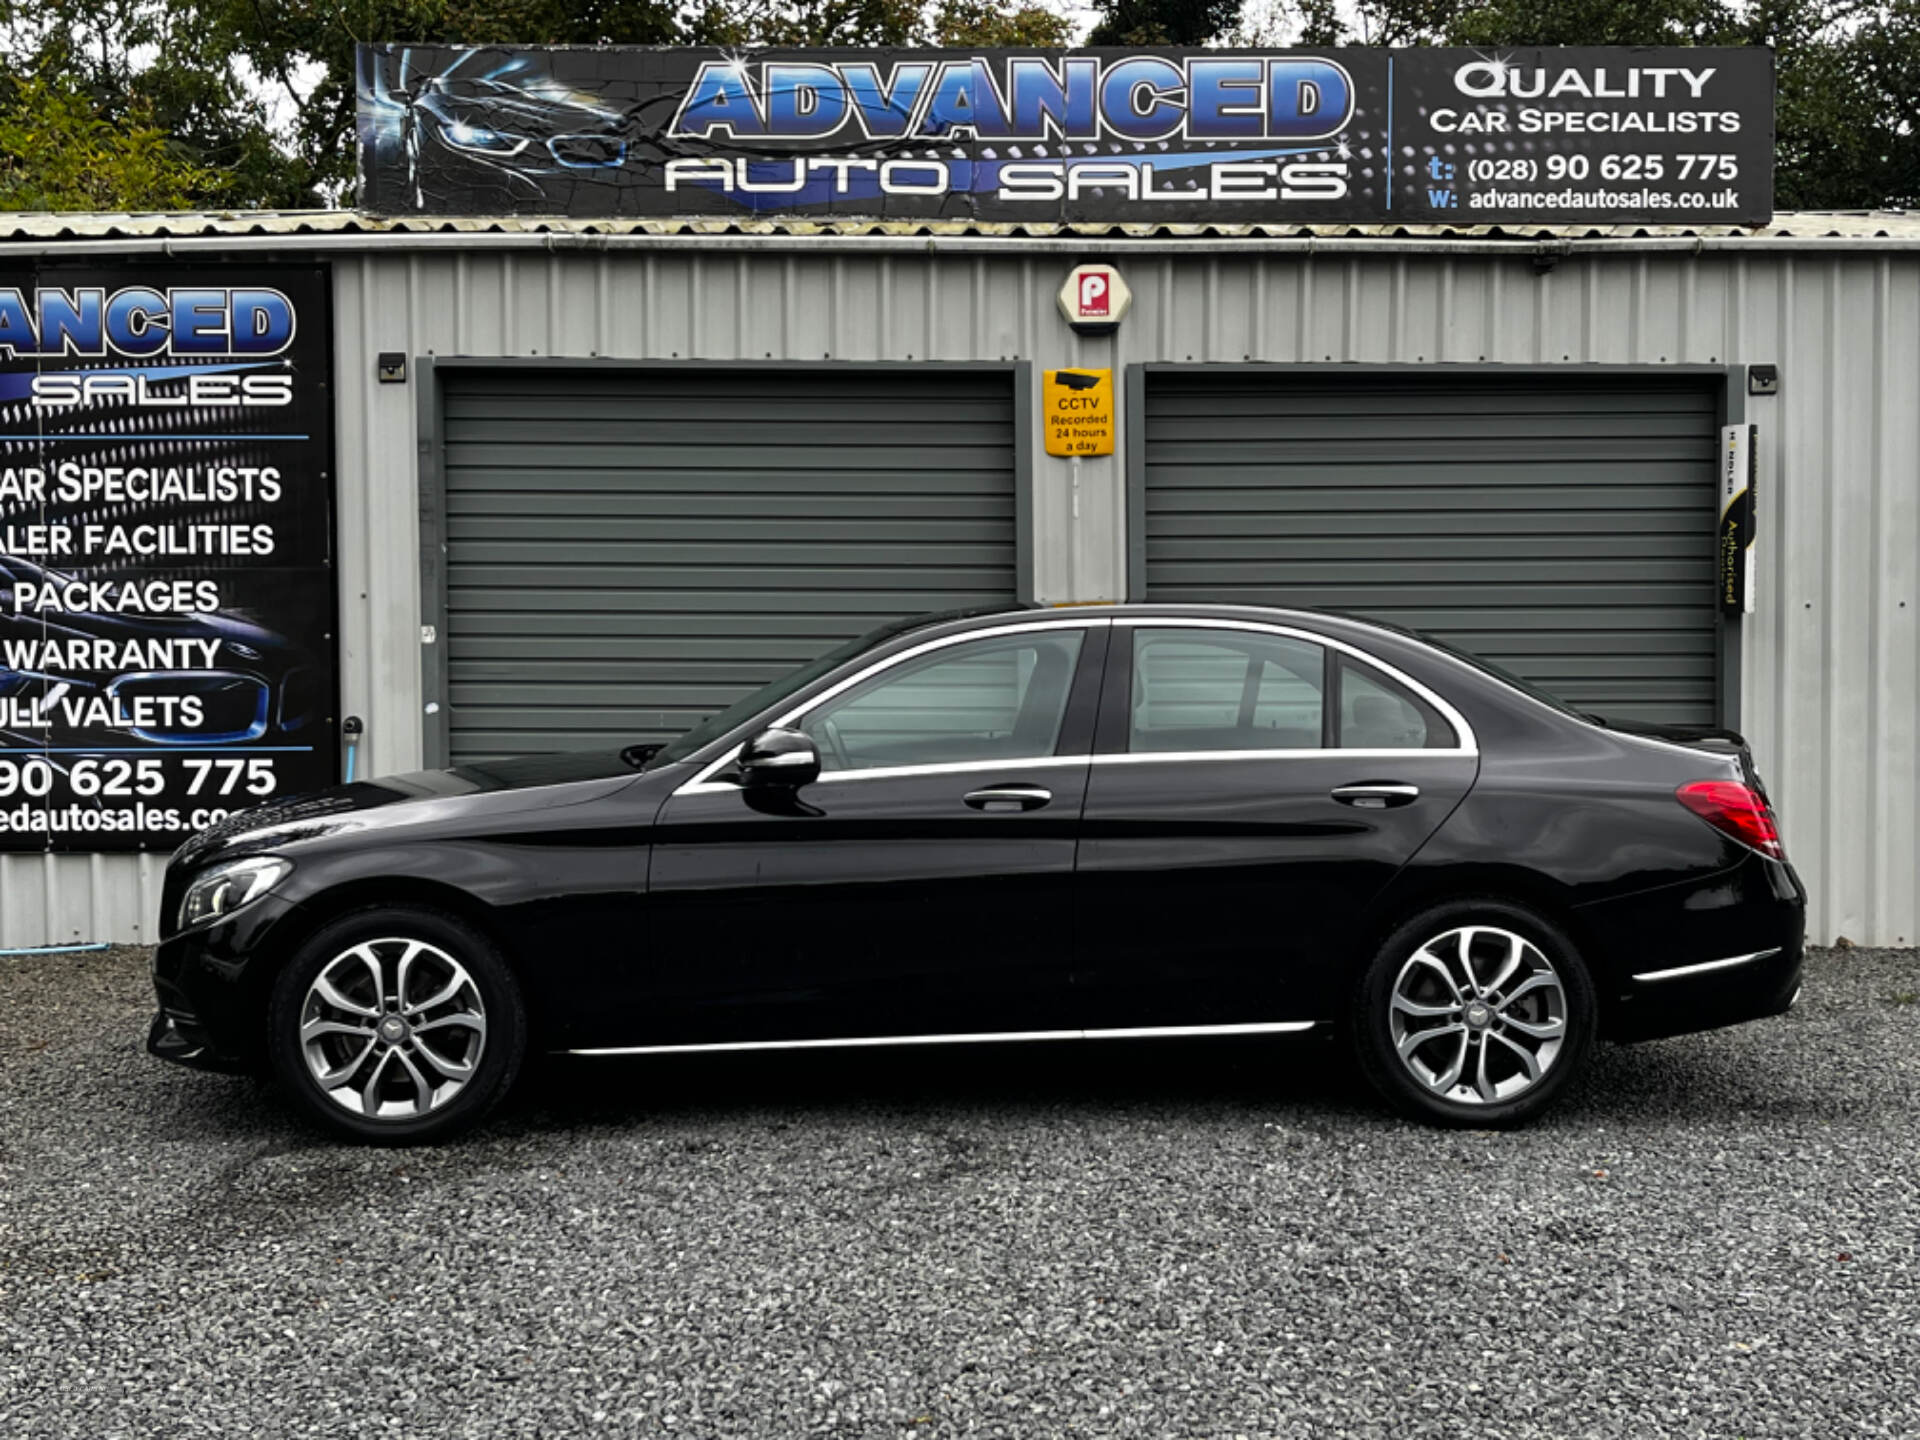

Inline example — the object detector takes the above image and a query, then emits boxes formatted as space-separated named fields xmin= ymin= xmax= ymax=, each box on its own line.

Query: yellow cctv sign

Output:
xmin=1043 ymin=368 xmax=1114 ymax=457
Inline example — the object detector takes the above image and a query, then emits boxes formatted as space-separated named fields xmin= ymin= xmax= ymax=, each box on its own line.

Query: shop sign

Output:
xmin=0 ymin=266 xmax=337 ymax=851
xmin=1044 ymin=369 xmax=1114 ymax=456
xmin=357 ymin=45 xmax=1775 ymax=227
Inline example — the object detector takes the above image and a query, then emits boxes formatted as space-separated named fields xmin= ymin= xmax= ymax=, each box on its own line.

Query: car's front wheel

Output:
xmin=267 ymin=906 xmax=526 ymax=1144
xmin=1353 ymin=902 xmax=1595 ymax=1126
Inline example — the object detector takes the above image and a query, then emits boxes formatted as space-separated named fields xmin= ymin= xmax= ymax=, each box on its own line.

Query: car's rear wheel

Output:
xmin=1353 ymin=901 xmax=1595 ymax=1126
xmin=267 ymin=907 xmax=526 ymax=1145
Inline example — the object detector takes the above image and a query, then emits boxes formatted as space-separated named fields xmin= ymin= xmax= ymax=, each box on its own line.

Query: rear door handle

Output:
xmin=964 ymin=784 xmax=1052 ymax=812
xmin=1331 ymin=782 xmax=1420 ymax=810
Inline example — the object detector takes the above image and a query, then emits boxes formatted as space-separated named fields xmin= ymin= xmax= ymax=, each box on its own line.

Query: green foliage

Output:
xmin=0 ymin=66 xmax=226 ymax=210
xmin=933 ymin=0 xmax=1074 ymax=44
xmin=1087 ymin=0 xmax=1244 ymax=45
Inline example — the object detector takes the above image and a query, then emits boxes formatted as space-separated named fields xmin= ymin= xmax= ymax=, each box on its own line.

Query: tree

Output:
xmin=0 ymin=66 xmax=228 ymax=209
xmin=932 ymin=0 xmax=1074 ymax=44
xmin=1087 ymin=0 xmax=1243 ymax=45
xmin=2 ymin=0 xmax=299 ymax=205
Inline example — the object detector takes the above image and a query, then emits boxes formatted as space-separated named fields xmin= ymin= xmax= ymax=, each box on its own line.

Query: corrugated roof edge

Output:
xmin=1 ymin=208 xmax=1916 ymax=253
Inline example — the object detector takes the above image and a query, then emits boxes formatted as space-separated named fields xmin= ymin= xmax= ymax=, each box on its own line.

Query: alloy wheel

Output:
xmin=1388 ymin=925 xmax=1568 ymax=1106
xmin=298 ymin=937 xmax=488 ymax=1120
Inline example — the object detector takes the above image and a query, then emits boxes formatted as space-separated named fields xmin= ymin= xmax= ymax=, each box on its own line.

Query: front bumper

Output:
xmin=146 ymin=893 xmax=303 ymax=1071
xmin=1579 ymin=851 xmax=1807 ymax=1043
xmin=146 ymin=1008 xmax=253 ymax=1074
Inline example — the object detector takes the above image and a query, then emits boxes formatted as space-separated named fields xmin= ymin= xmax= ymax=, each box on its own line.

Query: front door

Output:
xmin=642 ymin=622 xmax=1109 ymax=1045
xmin=1074 ymin=621 xmax=1479 ymax=1028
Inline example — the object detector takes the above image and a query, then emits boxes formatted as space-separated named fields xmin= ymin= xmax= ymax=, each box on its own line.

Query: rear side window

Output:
xmin=1338 ymin=657 xmax=1456 ymax=750
xmin=1130 ymin=629 xmax=1325 ymax=752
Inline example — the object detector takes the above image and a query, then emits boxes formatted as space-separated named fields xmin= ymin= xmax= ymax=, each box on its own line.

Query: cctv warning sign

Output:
xmin=1044 ymin=369 xmax=1114 ymax=457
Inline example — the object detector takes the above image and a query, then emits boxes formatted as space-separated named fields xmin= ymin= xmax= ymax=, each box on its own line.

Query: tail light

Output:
xmin=1676 ymin=780 xmax=1785 ymax=859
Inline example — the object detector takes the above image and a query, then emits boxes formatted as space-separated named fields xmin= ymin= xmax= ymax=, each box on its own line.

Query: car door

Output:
xmin=1073 ymin=619 xmax=1479 ymax=1029
xmin=642 ymin=620 xmax=1109 ymax=1046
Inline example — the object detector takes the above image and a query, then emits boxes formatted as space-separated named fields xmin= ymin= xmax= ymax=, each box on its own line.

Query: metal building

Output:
xmin=0 ymin=210 xmax=1914 ymax=948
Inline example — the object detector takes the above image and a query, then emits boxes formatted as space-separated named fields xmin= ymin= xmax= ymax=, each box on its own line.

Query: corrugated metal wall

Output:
xmin=8 ymin=245 xmax=1914 ymax=948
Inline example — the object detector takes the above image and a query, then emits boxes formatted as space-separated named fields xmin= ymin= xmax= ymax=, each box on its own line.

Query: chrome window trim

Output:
xmin=568 ymin=1019 xmax=1316 ymax=1057
xmin=675 ymin=617 xmax=1111 ymax=797
xmin=1632 ymin=948 xmax=1782 ymax=984
xmin=1091 ymin=747 xmax=1472 ymax=765
xmin=1118 ymin=616 xmax=1480 ymax=758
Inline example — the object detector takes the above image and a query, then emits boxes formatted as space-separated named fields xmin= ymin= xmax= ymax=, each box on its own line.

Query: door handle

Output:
xmin=964 ymin=784 xmax=1052 ymax=812
xmin=1331 ymin=782 xmax=1420 ymax=810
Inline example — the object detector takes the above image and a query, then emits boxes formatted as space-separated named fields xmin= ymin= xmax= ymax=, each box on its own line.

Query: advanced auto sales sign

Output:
xmin=0 ymin=267 xmax=336 ymax=851
xmin=357 ymin=45 xmax=1774 ymax=225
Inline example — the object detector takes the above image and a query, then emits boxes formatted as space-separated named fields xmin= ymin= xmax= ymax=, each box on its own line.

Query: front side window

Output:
xmin=1130 ymin=629 xmax=1325 ymax=753
xmin=800 ymin=630 xmax=1086 ymax=774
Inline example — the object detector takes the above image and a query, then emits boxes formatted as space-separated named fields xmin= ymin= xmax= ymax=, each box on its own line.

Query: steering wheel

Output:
xmin=821 ymin=716 xmax=852 ymax=770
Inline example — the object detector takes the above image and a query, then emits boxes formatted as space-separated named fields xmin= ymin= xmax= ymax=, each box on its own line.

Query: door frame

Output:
xmin=416 ymin=357 xmax=1035 ymax=768
xmin=1122 ymin=362 xmax=1748 ymax=731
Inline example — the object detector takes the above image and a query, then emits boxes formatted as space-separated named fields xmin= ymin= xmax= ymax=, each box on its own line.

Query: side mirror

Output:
xmin=737 ymin=726 xmax=820 ymax=789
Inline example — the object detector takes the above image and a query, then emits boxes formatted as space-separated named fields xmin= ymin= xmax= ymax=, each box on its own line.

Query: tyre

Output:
xmin=1352 ymin=900 xmax=1595 ymax=1127
xmin=266 ymin=906 xmax=527 ymax=1145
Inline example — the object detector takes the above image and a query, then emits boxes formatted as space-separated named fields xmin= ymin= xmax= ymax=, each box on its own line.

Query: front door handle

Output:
xmin=1331 ymin=782 xmax=1420 ymax=810
xmin=964 ymin=784 xmax=1052 ymax=812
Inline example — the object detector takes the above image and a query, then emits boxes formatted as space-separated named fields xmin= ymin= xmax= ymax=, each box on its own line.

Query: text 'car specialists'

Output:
xmin=355 ymin=44 xmax=1774 ymax=225
xmin=1409 ymin=52 xmax=1769 ymax=218
xmin=0 ymin=269 xmax=336 ymax=851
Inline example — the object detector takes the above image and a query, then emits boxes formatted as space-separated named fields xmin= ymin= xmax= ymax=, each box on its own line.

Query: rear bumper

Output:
xmin=1577 ymin=851 xmax=1807 ymax=1043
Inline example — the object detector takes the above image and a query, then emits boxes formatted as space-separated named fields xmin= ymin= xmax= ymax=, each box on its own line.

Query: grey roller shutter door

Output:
xmin=1140 ymin=372 xmax=1722 ymax=726
xmin=441 ymin=367 xmax=1019 ymax=763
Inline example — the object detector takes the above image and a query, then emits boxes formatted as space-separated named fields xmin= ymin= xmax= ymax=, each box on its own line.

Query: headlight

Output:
xmin=439 ymin=120 xmax=529 ymax=156
xmin=178 ymin=856 xmax=291 ymax=931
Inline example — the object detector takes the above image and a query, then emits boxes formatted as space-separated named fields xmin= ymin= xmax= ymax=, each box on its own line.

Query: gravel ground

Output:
xmin=2 ymin=945 xmax=1917 ymax=1439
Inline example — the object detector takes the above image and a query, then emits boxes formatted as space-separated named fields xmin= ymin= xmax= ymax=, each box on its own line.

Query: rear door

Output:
xmin=1073 ymin=619 xmax=1479 ymax=1027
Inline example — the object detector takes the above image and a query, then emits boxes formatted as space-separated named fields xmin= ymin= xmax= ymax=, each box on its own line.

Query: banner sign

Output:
xmin=1718 ymin=422 xmax=1756 ymax=615
xmin=0 ymin=265 xmax=337 ymax=851
xmin=357 ymin=44 xmax=1775 ymax=226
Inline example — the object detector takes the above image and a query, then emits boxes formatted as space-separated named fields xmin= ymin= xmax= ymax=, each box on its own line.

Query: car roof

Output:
xmin=902 ymin=601 xmax=1413 ymax=645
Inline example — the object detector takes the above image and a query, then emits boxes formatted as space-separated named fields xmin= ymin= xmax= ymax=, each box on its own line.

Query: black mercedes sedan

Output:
xmin=149 ymin=604 xmax=1806 ymax=1143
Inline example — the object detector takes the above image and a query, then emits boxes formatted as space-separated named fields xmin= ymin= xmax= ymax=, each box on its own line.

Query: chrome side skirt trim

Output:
xmin=1632 ymin=948 xmax=1782 ymax=984
xmin=567 ymin=1020 xmax=1316 ymax=1057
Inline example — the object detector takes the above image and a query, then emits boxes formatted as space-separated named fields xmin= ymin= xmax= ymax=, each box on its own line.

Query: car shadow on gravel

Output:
xmin=113 ymin=1018 xmax=1852 ymax=1149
